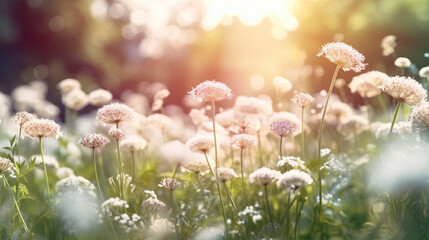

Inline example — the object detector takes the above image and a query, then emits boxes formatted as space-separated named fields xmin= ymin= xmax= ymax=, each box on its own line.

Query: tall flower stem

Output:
xmin=172 ymin=164 xmax=179 ymax=181
xmin=131 ymin=151 xmax=136 ymax=183
xmin=223 ymin=182 xmax=238 ymax=214
xmin=211 ymin=101 xmax=229 ymax=239
xmin=295 ymin=198 xmax=304 ymax=240
xmin=2 ymin=173 xmax=29 ymax=233
xmin=317 ymin=64 xmax=341 ymax=226
xmin=39 ymin=137 xmax=56 ymax=239
xmin=388 ymin=101 xmax=403 ymax=136
xmin=301 ymin=107 xmax=305 ymax=162
xmin=240 ymin=148 xmax=249 ymax=206
xmin=15 ymin=125 xmax=23 ymax=207
xmin=286 ymin=192 xmax=291 ymax=237
xmin=92 ymin=149 xmax=104 ymax=202
xmin=279 ymin=136 xmax=283 ymax=157
xmin=264 ymin=184 xmax=275 ymax=234
xmin=115 ymin=122 xmax=124 ymax=200
xmin=257 ymin=132 xmax=263 ymax=167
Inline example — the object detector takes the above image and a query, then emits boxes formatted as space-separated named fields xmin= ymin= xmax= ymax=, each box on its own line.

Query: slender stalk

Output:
xmin=211 ymin=101 xmax=229 ymax=239
xmin=65 ymin=107 xmax=71 ymax=134
xmin=264 ymin=184 xmax=275 ymax=234
xmin=131 ymin=151 xmax=136 ymax=183
xmin=115 ymin=122 xmax=124 ymax=200
xmin=257 ymin=132 xmax=263 ymax=167
xmin=301 ymin=107 xmax=305 ymax=162
xmin=203 ymin=152 xmax=215 ymax=176
xmin=317 ymin=64 xmax=341 ymax=229
xmin=2 ymin=173 xmax=29 ymax=232
xmin=286 ymin=192 xmax=291 ymax=237
xmin=39 ymin=137 xmax=51 ymax=202
xmin=295 ymin=198 xmax=304 ymax=240
xmin=15 ymin=125 xmax=22 ymax=207
xmin=172 ymin=164 xmax=179 ymax=181
xmin=279 ymin=136 xmax=283 ymax=157
xmin=223 ymin=182 xmax=238 ymax=214
xmin=92 ymin=149 xmax=104 ymax=202
xmin=240 ymin=148 xmax=249 ymax=206
xmin=388 ymin=101 xmax=402 ymax=136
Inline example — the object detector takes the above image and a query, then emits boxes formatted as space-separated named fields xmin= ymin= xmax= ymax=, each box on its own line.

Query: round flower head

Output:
xmin=291 ymin=91 xmax=315 ymax=108
xmin=12 ymin=111 xmax=34 ymax=126
xmin=120 ymin=135 xmax=148 ymax=152
xmin=381 ymin=76 xmax=427 ymax=106
xmin=108 ymin=128 xmax=127 ymax=141
xmin=270 ymin=120 xmax=295 ymax=137
xmin=419 ymin=66 xmax=429 ymax=79
xmin=317 ymin=42 xmax=366 ymax=72
xmin=62 ymin=88 xmax=89 ymax=111
xmin=233 ymin=96 xmax=273 ymax=115
xmin=410 ymin=102 xmax=429 ymax=131
xmin=0 ymin=158 xmax=12 ymax=173
xmin=189 ymin=80 xmax=232 ymax=102
xmin=89 ymin=89 xmax=113 ymax=107
xmin=273 ymin=76 xmax=292 ymax=93
xmin=56 ymin=167 xmax=75 ymax=179
xmin=182 ymin=152 xmax=212 ymax=175
xmin=381 ymin=35 xmax=396 ymax=56
xmin=248 ymin=167 xmax=281 ymax=186
xmin=217 ymin=167 xmax=237 ymax=182
xmin=394 ymin=57 xmax=411 ymax=68
xmin=277 ymin=170 xmax=313 ymax=191
xmin=96 ymin=103 xmax=136 ymax=125
xmin=349 ymin=71 xmax=389 ymax=98
xmin=186 ymin=135 xmax=215 ymax=153
xmin=58 ymin=78 xmax=81 ymax=94
xmin=231 ymin=134 xmax=256 ymax=148
xmin=79 ymin=133 xmax=109 ymax=149
xmin=336 ymin=115 xmax=369 ymax=137
xmin=277 ymin=156 xmax=307 ymax=170
xmin=23 ymin=118 xmax=62 ymax=139
xmin=160 ymin=177 xmax=182 ymax=191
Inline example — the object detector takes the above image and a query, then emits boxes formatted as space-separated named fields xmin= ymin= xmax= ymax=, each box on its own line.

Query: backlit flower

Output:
xmin=277 ymin=170 xmax=313 ymax=191
xmin=109 ymin=128 xmax=127 ymax=141
xmin=23 ymin=119 xmax=62 ymax=139
xmin=96 ymin=103 xmax=136 ymax=125
xmin=217 ymin=167 xmax=237 ymax=182
xmin=186 ymin=135 xmax=214 ymax=153
xmin=381 ymin=76 xmax=427 ymax=106
xmin=89 ymin=89 xmax=113 ymax=107
xmin=120 ymin=135 xmax=148 ymax=152
xmin=231 ymin=134 xmax=256 ymax=148
xmin=381 ymin=35 xmax=396 ymax=56
xmin=182 ymin=152 xmax=212 ymax=175
xmin=273 ymin=76 xmax=292 ymax=93
xmin=0 ymin=158 xmax=12 ymax=173
xmin=317 ymin=42 xmax=366 ymax=72
xmin=394 ymin=57 xmax=411 ymax=68
xmin=79 ymin=133 xmax=109 ymax=149
xmin=58 ymin=78 xmax=81 ymax=94
xmin=189 ymin=80 xmax=232 ymax=102
xmin=62 ymin=88 xmax=89 ymax=111
xmin=12 ymin=111 xmax=34 ymax=126
xmin=248 ymin=167 xmax=281 ymax=186
xmin=349 ymin=71 xmax=389 ymax=98
xmin=160 ymin=177 xmax=182 ymax=191
xmin=291 ymin=91 xmax=315 ymax=108
xmin=410 ymin=102 xmax=429 ymax=131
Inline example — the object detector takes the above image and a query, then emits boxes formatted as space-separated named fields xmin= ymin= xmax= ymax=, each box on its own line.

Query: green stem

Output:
xmin=131 ymin=151 xmax=136 ymax=183
xmin=388 ymin=101 xmax=402 ymax=136
xmin=264 ymin=184 xmax=276 ymax=234
xmin=2 ymin=173 xmax=29 ymax=232
xmin=115 ymin=122 xmax=124 ymax=200
xmin=240 ymin=148 xmax=249 ymax=206
xmin=279 ymin=136 xmax=283 ymax=157
xmin=39 ymin=137 xmax=51 ymax=203
xmin=257 ymin=132 xmax=263 ymax=167
xmin=15 ymin=125 xmax=22 ymax=207
xmin=295 ymin=198 xmax=304 ymax=240
xmin=223 ymin=182 xmax=238 ymax=214
xmin=172 ymin=164 xmax=179 ymax=181
xmin=211 ymin=101 xmax=229 ymax=240
xmin=203 ymin=152 xmax=215 ymax=176
xmin=317 ymin=64 xmax=341 ymax=230
xmin=286 ymin=192 xmax=291 ymax=238
xmin=93 ymin=149 xmax=104 ymax=202
xmin=301 ymin=107 xmax=305 ymax=162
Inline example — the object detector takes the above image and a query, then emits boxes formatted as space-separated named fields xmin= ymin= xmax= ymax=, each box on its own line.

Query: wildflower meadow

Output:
xmin=1 ymin=0 xmax=429 ymax=239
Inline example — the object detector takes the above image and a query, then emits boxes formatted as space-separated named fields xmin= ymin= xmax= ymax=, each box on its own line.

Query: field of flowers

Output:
xmin=1 ymin=35 xmax=429 ymax=240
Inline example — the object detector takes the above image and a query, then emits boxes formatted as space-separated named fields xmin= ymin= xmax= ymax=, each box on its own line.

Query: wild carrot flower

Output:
xmin=80 ymin=133 xmax=109 ymax=149
xmin=233 ymin=96 xmax=273 ymax=115
xmin=182 ymin=152 xmax=212 ymax=175
xmin=248 ymin=167 xmax=281 ymax=186
xmin=273 ymin=76 xmax=292 ymax=93
xmin=12 ymin=111 xmax=34 ymax=126
xmin=270 ymin=112 xmax=302 ymax=136
xmin=381 ymin=35 xmax=396 ymax=56
xmin=277 ymin=156 xmax=307 ymax=171
xmin=270 ymin=120 xmax=295 ymax=137
xmin=89 ymin=89 xmax=113 ymax=107
xmin=56 ymin=167 xmax=75 ymax=179
xmin=189 ymin=80 xmax=232 ymax=102
xmin=231 ymin=134 xmax=256 ymax=148
xmin=277 ymin=170 xmax=313 ymax=191
xmin=142 ymin=190 xmax=166 ymax=212
xmin=291 ymin=91 xmax=315 ymax=108
xmin=23 ymin=118 xmax=62 ymax=139
xmin=217 ymin=167 xmax=238 ymax=182
xmin=109 ymin=128 xmax=127 ymax=141
xmin=317 ymin=42 xmax=366 ymax=72
xmin=410 ymin=102 xmax=429 ymax=131
xmin=381 ymin=76 xmax=427 ymax=106
xmin=349 ymin=71 xmax=389 ymax=98
xmin=160 ymin=177 xmax=182 ymax=191
xmin=120 ymin=135 xmax=147 ymax=152
xmin=337 ymin=115 xmax=369 ymax=137
xmin=96 ymin=103 xmax=136 ymax=126
xmin=58 ymin=78 xmax=81 ymax=94
xmin=394 ymin=57 xmax=411 ymax=68
xmin=186 ymin=135 xmax=215 ymax=153
xmin=189 ymin=108 xmax=208 ymax=126
xmin=62 ymin=88 xmax=89 ymax=111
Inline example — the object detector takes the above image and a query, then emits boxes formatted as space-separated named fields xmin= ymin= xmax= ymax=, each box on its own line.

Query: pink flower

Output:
xmin=189 ymin=80 xmax=232 ymax=102
xmin=80 ymin=133 xmax=109 ymax=149
xmin=270 ymin=120 xmax=295 ymax=137
xmin=317 ymin=42 xmax=366 ymax=72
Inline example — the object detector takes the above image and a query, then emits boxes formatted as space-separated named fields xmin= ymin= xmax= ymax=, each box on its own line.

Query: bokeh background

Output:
xmin=1 ymin=0 xmax=429 ymax=114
